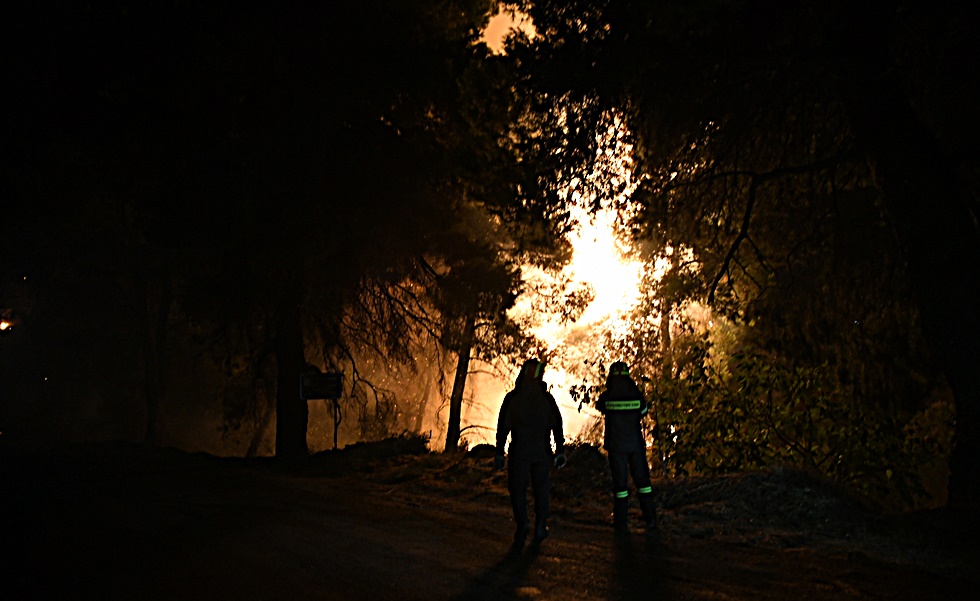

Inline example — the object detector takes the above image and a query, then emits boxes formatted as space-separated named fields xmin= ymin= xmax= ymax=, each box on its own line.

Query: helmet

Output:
xmin=609 ymin=361 xmax=629 ymax=377
xmin=522 ymin=359 xmax=545 ymax=380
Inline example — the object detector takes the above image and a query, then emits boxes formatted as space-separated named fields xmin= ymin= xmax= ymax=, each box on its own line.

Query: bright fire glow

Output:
xmin=481 ymin=9 xmax=535 ymax=55
xmin=508 ymin=205 xmax=645 ymax=435
xmin=513 ymin=206 xmax=643 ymax=353
xmin=445 ymin=108 xmax=652 ymax=449
xmin=0 ymin=320 xmax=12 ymax=331
xmin=456 ymin=203 xmax=649 ymax=448
xmin=565 ymin=205 xmax=643 ymax=324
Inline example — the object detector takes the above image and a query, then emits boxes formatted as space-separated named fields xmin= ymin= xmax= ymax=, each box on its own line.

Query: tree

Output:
xmin=3 ymin=1 xmax=520 ymax=458
xmin=504 ymin=0 xmax=977 ymax=506
xmin=829 ymin=0 xmax=980 ymax=507
xmin=429 ymin=241 xmax=522 ymax=450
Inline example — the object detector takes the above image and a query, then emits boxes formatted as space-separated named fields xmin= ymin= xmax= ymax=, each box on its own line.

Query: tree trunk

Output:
xmin=274 ymin=272 xmax=309 ymax=461
xmin=332 ymin=399 xmax=342 ymax=450
xmin=444 ymin=314 xmax=475 ymax=451
xmin=837 ymin=3 xmax=980 ymax=506
xmin=141 ymin=274 xmax=172 ymax=446
xmin=660 ymin=254 xmax=677 ymax=379
xmin=246 ymin=385 xmax=275 ymax=458
xmin=655 ymin=302 xmax=672 ymax=477
xmin=412 ymin=368 xmax=434 ymax=435
xmin=660 ymin=306 xmax=672 ymax=377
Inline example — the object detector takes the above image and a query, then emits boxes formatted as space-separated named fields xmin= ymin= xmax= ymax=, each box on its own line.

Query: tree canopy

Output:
xmin=499 ymin=0 xmax=978 ymax=508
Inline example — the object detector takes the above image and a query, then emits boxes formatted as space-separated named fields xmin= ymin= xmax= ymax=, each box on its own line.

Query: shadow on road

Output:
xmin=611 ymin=532 xmax=672 ymax=600
xmin=450 ymin=541 xmax=542 ymax=601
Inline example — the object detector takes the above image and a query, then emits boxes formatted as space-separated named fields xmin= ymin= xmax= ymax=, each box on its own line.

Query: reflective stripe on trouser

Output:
xmin=608 ymin=450 xmax=656 ymax=523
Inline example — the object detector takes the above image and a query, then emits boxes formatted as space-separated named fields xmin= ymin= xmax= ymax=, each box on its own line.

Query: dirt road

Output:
xmin=2 ymin=444 xmax=975 ymax=600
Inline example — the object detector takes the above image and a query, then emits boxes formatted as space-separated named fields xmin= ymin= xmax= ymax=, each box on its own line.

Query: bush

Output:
xmin=650 ymin=351 xmax=952 ymax=511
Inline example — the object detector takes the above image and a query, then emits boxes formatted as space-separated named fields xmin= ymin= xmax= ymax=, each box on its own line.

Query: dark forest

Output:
xmin=3 ymin=0 xmax=979 ymax=519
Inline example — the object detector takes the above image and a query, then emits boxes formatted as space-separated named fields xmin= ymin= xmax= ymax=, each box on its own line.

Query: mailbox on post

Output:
xmin=300 ymin=370 xmax=343 ymax=400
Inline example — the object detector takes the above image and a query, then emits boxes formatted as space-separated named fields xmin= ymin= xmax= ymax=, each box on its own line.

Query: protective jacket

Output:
xmin=596 ymin=375 xmax=648 ymax=453
xmin=496 ymin=378 xmax=564 ymax=462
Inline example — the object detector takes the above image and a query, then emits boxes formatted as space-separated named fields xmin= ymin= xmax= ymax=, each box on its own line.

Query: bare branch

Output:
xmin=709 ymin=176 xmax=759 ymax=304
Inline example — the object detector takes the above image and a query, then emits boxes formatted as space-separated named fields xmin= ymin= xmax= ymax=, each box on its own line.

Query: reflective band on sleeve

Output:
xmin=638 ymin=486 xmax=652 ymax=494
xmin=605 ymin=400 xmax=642 ymax=411
xmin=615 ymin=490 xmax=629 ymax=499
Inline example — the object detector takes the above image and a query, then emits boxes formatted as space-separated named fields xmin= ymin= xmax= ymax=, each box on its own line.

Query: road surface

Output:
xmin=2 ymin=445 xmax=974 ymax=600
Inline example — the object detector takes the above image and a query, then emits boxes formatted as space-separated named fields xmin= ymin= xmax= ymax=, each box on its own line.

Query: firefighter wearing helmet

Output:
xmin=495 ymin=358 xmax=566 ymax=546
xmin=596 ymin=361 xmax=657 ymax=534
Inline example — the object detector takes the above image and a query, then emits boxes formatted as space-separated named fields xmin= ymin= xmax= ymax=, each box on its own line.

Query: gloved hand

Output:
xmin=554 ymin=453 xmax=567 ymax=470
xmin=493 ymin=454 xmax=506 ymax=470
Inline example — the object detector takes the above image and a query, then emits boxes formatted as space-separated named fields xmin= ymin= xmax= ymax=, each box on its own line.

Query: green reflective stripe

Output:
xmin=534 ymin=363 xmax=543 ymax=378
xmin=605 ymin=400 xmax=642 ymax=411
xmin=615 ymin=490 xmax=629 ymax=499
xmin=640 ymin=404 xmax=649 ymax=416
xmin=638 ymin=486 xmax=652 ymax=494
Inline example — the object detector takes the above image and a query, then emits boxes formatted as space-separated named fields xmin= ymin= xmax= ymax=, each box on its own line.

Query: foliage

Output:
xmin=496 ymin=0 xmax=970 ymax=509
xmin=646 ymin=337 xmax=953 ymax=511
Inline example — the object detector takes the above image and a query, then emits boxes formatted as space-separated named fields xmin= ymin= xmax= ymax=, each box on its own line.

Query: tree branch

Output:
xmin=709 ymin=176 xmax=759 ymax=304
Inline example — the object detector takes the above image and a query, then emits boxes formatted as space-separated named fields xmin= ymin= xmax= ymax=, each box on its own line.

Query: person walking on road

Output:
xmin=596 ymin=361 xmax=657 ymax=535
xmin=495 ymin=358 xmax=566 ymax=546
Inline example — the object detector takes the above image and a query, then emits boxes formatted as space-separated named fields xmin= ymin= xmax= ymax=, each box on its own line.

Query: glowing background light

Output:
xmin=564 ymin=205 xmax=643 ymax=325
xmin=511 ymin=206 xmax=643 ymax=353
xmin=429 ymin=16 xmax=648 ymax=449
xmin=482 ymin=8 xmax=536 ymax=54
xmin=451 ymin=202 xmax=646 ymax=449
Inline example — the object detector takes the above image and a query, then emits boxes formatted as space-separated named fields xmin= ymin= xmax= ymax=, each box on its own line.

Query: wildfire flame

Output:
xmin=450 ymin=204 xmax=648 ymax=449
xmin=450 ymin=102 xmax=651 ymax=447
xmin=515 ymin=206 xmax=644 ymax=430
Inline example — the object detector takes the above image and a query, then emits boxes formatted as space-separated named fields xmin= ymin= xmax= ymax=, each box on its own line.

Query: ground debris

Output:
xmin=356 ymin=441 xmax=978 ymax=580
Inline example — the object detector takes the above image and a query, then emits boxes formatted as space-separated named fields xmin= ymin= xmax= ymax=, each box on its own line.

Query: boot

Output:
xmin=639 ymin=493 xmax=657 ymax=533
xmin=613 ymin=497 xmax=630 ymax=535
xmin=514 ymin=521 xmax=530 ymax=545
xmin=532 ymin=516 xmax=549 ymax=543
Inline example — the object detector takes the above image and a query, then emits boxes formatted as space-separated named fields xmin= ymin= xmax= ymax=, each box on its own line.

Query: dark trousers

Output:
xmin=507 ymin=458 xmax=551 ymax=527
xmin=608 ymin=450 xmax=656 ymax=524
